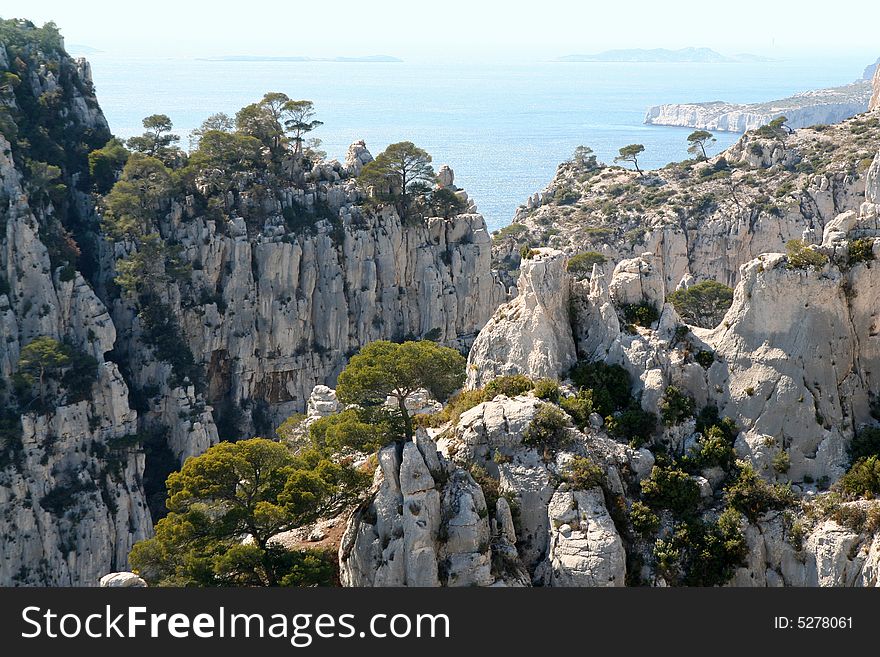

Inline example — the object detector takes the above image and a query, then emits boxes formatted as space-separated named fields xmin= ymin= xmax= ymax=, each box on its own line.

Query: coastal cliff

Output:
xmin=0 ymin=21 xmax=503 ymax=584
xmin=645 ymin=81 xmax=871 ymax=132
xmin=4 ymin=18 xmax=880 ymax=589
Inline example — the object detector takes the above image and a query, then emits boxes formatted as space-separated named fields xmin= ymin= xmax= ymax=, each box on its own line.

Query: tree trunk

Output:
xmin=257 ymin=537 xmax=278 ymax=587
xmin=398 ymin=395 xmax=413 ymax=440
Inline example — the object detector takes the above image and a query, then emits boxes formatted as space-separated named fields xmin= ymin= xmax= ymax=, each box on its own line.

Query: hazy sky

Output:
xmin=8 ymin=0 xmax=878 ymax=60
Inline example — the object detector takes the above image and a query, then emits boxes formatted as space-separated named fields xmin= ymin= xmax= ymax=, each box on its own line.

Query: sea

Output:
xmin=79 ymin=53 xmax=872 ymax=230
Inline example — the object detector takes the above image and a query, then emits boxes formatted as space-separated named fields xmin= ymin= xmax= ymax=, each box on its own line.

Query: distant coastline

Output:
xmin=198 ymin=55 xmax=403 ymax=63
xmin=556 ymin=47 xmax=773 ymax=64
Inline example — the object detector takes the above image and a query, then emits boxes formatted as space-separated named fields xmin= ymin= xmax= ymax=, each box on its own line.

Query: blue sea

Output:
xmin=80 ymin=54 xmax=871 ymax=230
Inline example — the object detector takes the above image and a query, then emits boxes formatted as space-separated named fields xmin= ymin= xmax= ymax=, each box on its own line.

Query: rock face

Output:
xmin=645 ymin=81 xmax=872 ymax=132
xmin=871 ymin=65 xmax=880 ymax=112
xmin=546 ymin=488 xmax=626 ymax=587
xmin=502 ymin=119 xmax=870 ymax=295
xmin=0 ymin=32 xmax=506 ymax=585
xmin=159 ymin=205 xmax=503 ymax=430
xmin=339 ymin=433 xmax=494 ymax=587
xmin=466 ymin=249 xmax=577 ymax=388
xmin=702 ymin=249 xmax=879 ymax=483
xmin=0 ymin=35 xmax=152 ymax=585
xmin=733 ymin=507 xmax=880 ymax=587
xmin=340 ymin=395 xmax=632 ymax=587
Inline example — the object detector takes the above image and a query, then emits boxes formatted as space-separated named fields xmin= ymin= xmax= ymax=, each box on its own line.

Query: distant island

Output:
xmin=556 ymin=47 xmax=772 ymax=63
xmin=199 ymin=55 xmax=402 ymax=63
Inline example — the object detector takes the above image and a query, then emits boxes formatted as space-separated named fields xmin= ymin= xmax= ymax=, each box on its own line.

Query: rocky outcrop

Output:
xmin=546 ymin=488 xmax=626 ymax=587
xmin=340 ymin=395 xmax=635 ymax=587
xmin=645 ymin=81 xmax=871 ymax=132
xmin=339 ymin=433 xmax=494 ymax=587
xmin=733 ymin=506 xmax=880 ymax=587
xmin=466 ymin=249 xmax=576 ymax=388
xmin=504 ymin=120 xmax=871 ymax=294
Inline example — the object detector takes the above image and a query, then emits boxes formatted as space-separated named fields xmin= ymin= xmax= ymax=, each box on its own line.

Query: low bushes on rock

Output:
xmin=562 ymin=456 xmax=605 ymax=490
xmin=660 ymin=386 xmax=696 ymax=426
xmin=522 ymin=403 xmax=571 ymax=449
xmin=484 ymin=374 xmax=534 ymax=400
xmin=786 ymin=239 xmax=828 ymax=270
xmin=641 ymin=466 xmax=701 ymax=516
xmin=838 ymin=456 xmax=880 ymax=498
xmin=724 ymin=463 xmax=794 ymax=521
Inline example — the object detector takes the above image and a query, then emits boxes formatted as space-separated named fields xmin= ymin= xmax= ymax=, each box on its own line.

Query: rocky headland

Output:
xmin=644 ymin=81 xmax=872 ymax=132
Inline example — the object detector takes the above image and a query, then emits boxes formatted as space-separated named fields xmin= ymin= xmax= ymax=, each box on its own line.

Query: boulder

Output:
xmin=99 ymin=572 xmax=147 ymax=587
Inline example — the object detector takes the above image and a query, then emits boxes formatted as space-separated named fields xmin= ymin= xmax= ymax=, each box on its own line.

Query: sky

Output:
xmin=6 ymin=0 xmax=878 ymax=62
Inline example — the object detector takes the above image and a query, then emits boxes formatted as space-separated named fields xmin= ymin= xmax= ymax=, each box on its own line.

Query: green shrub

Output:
xmin=641 ymin=466 xmax=701 ymax=516
xmin=494 ymin=223 xmax=527 ymax=240
xmin=523 ymin=403 xmax=571 ymax=449
xmin=695 ymin=406 xmax=738 ymax=442
xmin=849 ymin=426 xmax=880 ymax=463
xmin=469 ymin=464 xmax=502 ymax=511
xmin=484 ymin=374 xmax=534 ymax=400
xmin=667 ymin=281 xmax=734 ymax=329
xmin=681 ymin=423 xmax=737 ymax=474
xmin=725 ymin=463 xmax=794 ymax=521
xmin=568 ymin=361 xmax=632 ymax=416
xmin=695 ymin=350 xmax=716 ymax=368
xmin=660 ymin=386 xmax=696 ymax=426
xmin=606 ymin=408 xmax=657 ymax=447
xmin=621 ymin=302 xmax=660 ymax=328
xmin=692 ymin=426 xmax=737 ymax=471
xmin=838 ymin=456 xmax=880 ymax=498
xmin=848 ymin=238 xmax=876 ymax=266
xmin=429 ymin=388 xmax=486 ymax=426
xmin=308 ymin=407 xmax=402 ymax=453
xmin=88 ymin=138 xmax=129 ymax=193
xmin=680 ymin=508 xmax=747 ymax=586
xmin=553 ymin=186 xmax=578 ymax=205
xmin=772 ymin=450 xmax=791 ymax=474
xmin=560 ymin=390 xmax=594 ymax=429
xmin=520 ymin=245 xmax=538 ymax=260
xmin=630 ymin=500 xmax=659 ymax=536
xmin=532 ymin=378 xmax=560 ymax=403
xmin=653 ymin=511 xmax=747 ymax=586
xmin=562 ymin=456 xmax=605 ymax=490
xmin=786 ymin=239 xmax=828 ymax=270
xmin=566 ymin=251 xmax=606 ymax=278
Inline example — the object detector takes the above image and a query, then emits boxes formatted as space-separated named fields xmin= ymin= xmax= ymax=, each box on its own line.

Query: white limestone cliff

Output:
xmin=645 ymin=81 xmax=871 ymax=132
xmin=466 ymin=249 xmax=576 ymax=388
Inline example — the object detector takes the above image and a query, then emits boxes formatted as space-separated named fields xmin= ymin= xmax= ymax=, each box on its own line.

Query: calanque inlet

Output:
xmin=3 ymin=18 xmax=880 ymax=588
